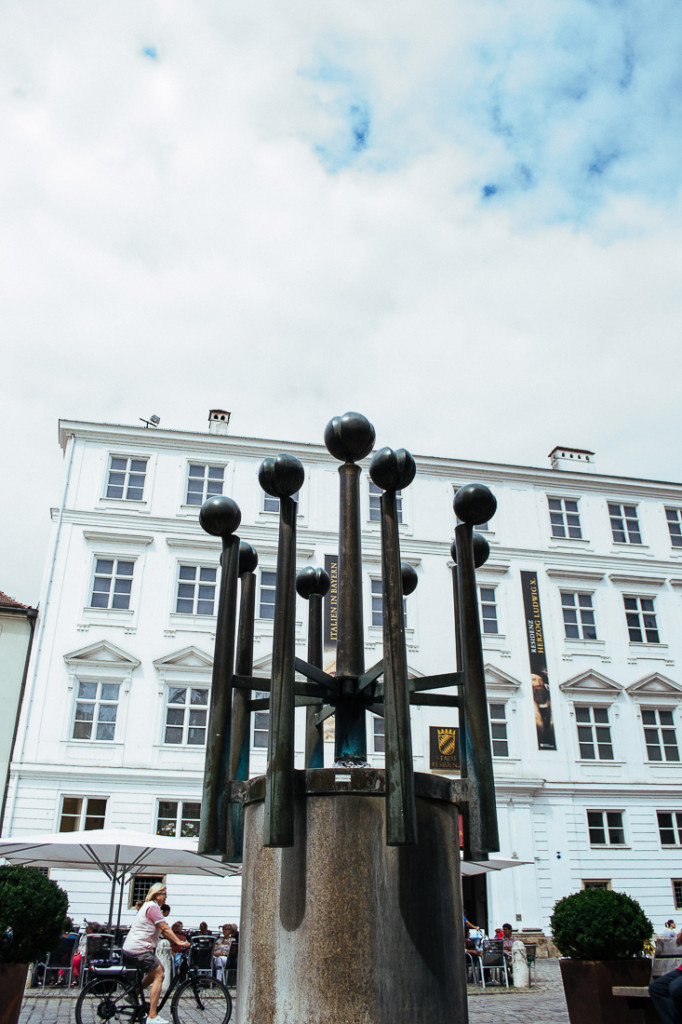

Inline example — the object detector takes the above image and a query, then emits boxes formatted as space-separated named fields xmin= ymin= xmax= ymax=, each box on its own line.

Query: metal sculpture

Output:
xmin=198 ymin=411 xmax=499 ymax=860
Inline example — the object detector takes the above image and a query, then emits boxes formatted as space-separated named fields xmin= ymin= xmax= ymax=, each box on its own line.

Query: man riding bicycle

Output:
xmin=122 ymin=882 xmax=190 ymax=1024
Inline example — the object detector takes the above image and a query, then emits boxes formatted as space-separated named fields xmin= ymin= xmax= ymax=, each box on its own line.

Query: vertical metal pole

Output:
xmin=199 ymin=531 xmax=240 ymax=855
xmin=305 ymin=593 xmax=325 ymax=768
xmin=451 ymin=560 xmax=471 ymax=859
xmin=107 ymin=845 xmax=119 ymax=931
xmin=454 ymin=522 xmax=499 ymax=856
xmin=335 ymin=462 xmax=367 ymax=762
xmin=264 ymin=496 xmax=297 ymax=847
xmin=225 ymin=545 xmax=257 ymax=861
xmin=380 ymin=490 xmax=417 ymax=845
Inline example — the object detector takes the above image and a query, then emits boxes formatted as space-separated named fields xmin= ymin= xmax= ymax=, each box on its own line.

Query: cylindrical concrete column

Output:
xmin=236 ymin=769 xmax=467 ymax=1024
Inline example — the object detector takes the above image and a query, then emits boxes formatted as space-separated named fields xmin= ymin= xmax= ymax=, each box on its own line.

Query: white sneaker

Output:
xmin=148 ymin=1017 xmax=170 ymax=1024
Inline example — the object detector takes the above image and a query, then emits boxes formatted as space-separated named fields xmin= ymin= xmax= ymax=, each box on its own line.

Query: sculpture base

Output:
xmin=236 ymin=769 xmax=467 ymax=1024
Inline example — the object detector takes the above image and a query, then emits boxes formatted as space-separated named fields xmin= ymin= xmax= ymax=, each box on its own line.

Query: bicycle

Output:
xmin=75 ymin=949 xmax=232 ymax=1024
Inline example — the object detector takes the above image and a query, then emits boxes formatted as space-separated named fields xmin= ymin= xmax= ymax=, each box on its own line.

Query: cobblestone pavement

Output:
xmin=18 ymin=958 xmax=568 ymax=1023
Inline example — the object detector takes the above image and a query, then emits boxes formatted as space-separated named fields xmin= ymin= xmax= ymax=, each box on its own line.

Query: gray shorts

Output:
xmin=122 ymin=949 xmax=161 ymax=975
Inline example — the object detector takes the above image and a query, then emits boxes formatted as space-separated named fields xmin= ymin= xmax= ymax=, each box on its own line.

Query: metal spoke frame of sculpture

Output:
xmin=197 ymin=411 xmax=500 ymax=1022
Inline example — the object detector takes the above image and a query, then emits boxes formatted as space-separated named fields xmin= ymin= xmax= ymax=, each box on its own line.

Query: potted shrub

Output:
xmin=550 ymin=888 xmax=653 ymax=1024
xmin=0 ymin=864 xmax=68 ymax=1024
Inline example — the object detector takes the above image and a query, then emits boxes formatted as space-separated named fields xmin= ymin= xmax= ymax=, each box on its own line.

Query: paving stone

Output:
xmin=18 ymin=959 xmax=569 ymax=1024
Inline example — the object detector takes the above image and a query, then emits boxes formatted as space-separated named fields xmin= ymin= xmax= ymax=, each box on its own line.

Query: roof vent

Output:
xmin=208 ymin=409 xmax=231 ymax=435
xmin=549 ymin=446 xmax=596 ymax=472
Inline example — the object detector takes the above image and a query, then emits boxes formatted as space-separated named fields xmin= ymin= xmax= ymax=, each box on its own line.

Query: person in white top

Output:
xmin=122 ymin=882 xmax=189 ymax=1024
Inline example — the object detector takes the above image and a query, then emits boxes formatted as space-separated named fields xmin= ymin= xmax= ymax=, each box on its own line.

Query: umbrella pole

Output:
xmin=116 ymin=865 xmax=128 ymax=931
xmin=108 ymin=845 xmax=120 ymax=931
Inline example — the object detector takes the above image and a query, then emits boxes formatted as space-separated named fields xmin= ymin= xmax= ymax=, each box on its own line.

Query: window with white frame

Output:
xmin=587 ymin=810 xmax=625 ymax=846
xmin=175 ymin=564 xmax=218 ymax=616
xmin=372 ymin=715 xmax=385 ymax=753
xmin=105 ymin=455 xmax=148 ymax=501
xmin=90 ymin=558 xmax=134 ymax=610
xmin=259 ymin=571 xmax=277 ymax=618
xmin=72 ymin=681 xmax=120 ymax=741
xmin=608 ymin=502 xmax=642 ymax=544
xmin=263 ymin=490 xmax=299 ymax=513
xmin=369 ymin=481 xmax=403 ymax=523
xmin=561 ymin=591 xmax=597 ymax=640
xmin=370 ymin=578 xmax=407 ymax=628
xmin=156 ymin=800 xmax=201 ymax=838
xmin=164 ymin=687 xmax=209 ymax=745
xmin=479 ymin=587 xmax=499 ymax=634
xmin=673 ymin=880 xmax=682 ymax=910
xmin=642 ymin=708 xmax=680 ymax=762
xmin=657 ymin=811 xmax=682 ymax=846
xmin=665 ymin=508 xmax=682 ymax=548
xmin=575 ymin=706 xmax=614 ymax=760
xmin=624 ymin=596 xmax=660 ymax=643
xmin=185 ymin=463 xmax=225 ymax=506
xmin=548 ymin=497 xmax=582 ymax=539
xmin=59 ymin=796 xmax=107 ymax=832
xmin=489 ymin=703 xmax=509 ymax=757
xmin=582 ymin=879 xmax=611 ymax=890
xmin=252 ymin=691 xmax=269 ymax=748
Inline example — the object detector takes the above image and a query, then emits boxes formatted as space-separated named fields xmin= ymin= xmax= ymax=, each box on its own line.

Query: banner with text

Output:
xmin=429 ymin=726 xmax=460 ymax=772
xmin=520 ymin=570 xmax=557 ymax=750
xmin=323 ymin=554 xmax=338 ymax=673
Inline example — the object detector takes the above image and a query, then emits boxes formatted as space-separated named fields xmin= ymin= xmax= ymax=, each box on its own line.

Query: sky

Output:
xmin=3 ymin=0 xmax=682 ymax=605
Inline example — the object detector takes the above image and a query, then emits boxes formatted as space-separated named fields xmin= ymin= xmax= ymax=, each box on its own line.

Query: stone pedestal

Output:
xmin=236 ymin=768 xmax=467 ymax=1024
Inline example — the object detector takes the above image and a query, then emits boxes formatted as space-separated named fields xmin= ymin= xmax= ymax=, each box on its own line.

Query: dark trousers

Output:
xmin=649 ymin=968 xmax=682 ymax=1024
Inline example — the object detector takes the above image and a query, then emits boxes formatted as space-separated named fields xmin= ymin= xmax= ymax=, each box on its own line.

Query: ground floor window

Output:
xmin=129 ymin=875 xmax=165 ymax=908
xmin=582 ymin=879 xmax=611 ymax=890
xmin=673 ymin=879 xmax=682 ymax=911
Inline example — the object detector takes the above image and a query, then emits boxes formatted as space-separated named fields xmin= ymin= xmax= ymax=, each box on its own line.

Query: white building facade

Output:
xmin=4 ymin=414 xmax=682 ymax=933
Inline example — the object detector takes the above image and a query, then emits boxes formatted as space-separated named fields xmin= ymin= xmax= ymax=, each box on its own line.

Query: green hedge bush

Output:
xmin=550 ymin=888 xmax=652 ymax=960
xmin=0 ymin=864 xmax=68 ymax=964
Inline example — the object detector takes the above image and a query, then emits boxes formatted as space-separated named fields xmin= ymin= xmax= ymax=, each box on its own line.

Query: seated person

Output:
xmin=170 ymin=921 xmax=188 ymax=966
xmin=464 ymin=927 xmax=481 ymax=958
xmin=664 ymin=920 xmax=677 ymax=940
xmin=197 ymin=921 xmax=210 ymax=936
xmin=649 ymin=923 xmax=682 ymax=1023
xmin=214 ymin=924 xmax=233 ymax=982
xmin=501 ymin=923 xmax=514 ymax=954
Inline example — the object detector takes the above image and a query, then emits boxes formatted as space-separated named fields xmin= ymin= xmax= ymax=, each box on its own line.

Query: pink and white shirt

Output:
xmin=123 ymin=902 xmax=165 ymax=954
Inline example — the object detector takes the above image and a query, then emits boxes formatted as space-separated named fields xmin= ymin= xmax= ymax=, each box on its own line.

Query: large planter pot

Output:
xmin=0 ymin=963 xmax=29 ymax=1024
xmin=559 ymin=958 xmax=652 ymax=1024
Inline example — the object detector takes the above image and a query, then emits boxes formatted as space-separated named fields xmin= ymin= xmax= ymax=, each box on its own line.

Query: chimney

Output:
xmin=549 ymin=446 xmax=596 ymax=472
xmin=208 ymin=409 xmax=231 ymax=435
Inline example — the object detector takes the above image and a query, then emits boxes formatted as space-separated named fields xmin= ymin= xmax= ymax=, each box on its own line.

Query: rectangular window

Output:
xmin=642 ymin=708 xmax=680 ymax=762
xmin=587 ymin=810 xmax=625 ymax=846
xmin=624 ymin=596 xmax=659 ymax=643
xmin=657 ymin=811 xmax=682 ymax=846
xmin=175 ymin=565 xmax=217 ymax=616
xmin=259 ymin=571 xmax=277 ymax=618
xmin=665 ymin=508 xmax=682 ymax=548
xmin=72 ymin=681 xmax=119 ymax=741
xmin=156 ymin=800 xmax=201 ymax=838
xmin=164 ymin=687 xmax=209 ymax=745
xmin=372 ymin=715 xmax=385 ymax=753
xmin=561 ymin=591 xmax=597 ymax=640
xmin=59 ymin=796 xmax=107 ymax=832
xmin=369 ymin=481 xmax=403 ymax=524
xmin=370 ymin=578 xmax=407 ymax=628
xmin=575 ymin=706 xmax=613 ymax=760
xmin=106 ymin=456 xmax=148 ymax=501
xmin=489 ymin=703 xmax=509 ymax=757
xmin=479 ymin=587 xmax=499 ymax=634
xmin=263 ymin=490 xmax=299 ymax=513
xmin=548 ymin=497 xmax=582 ymax=539
xmin=253 ymin=691 xmax=269 ymax=748
xmin=90 ymin=558 xmax=134 ymax=610
xmin=673 ymin=880 xmax=682 ymax=910
xmin=608 ymin=502 xmax=642 ymax=544
xmin=130 ymin=875 xmax=164 ymax=907
xmin=582 ymin=880 xmax=611 ymax=890
xmin=185 ymin=463 xmax=224 ymax=506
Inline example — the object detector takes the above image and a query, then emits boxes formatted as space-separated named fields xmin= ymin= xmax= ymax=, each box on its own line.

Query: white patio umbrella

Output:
xmin=0 ymin=828 xmax=240 ymax=929
xmin=460 ymin=856 xmax=530 ymax=876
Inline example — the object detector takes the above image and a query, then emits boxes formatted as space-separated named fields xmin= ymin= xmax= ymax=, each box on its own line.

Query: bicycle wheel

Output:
xmin=171 ymin=976 xmax=232 ymax=1024
xmin=75 ymin=976 xmax=140 ymax=1024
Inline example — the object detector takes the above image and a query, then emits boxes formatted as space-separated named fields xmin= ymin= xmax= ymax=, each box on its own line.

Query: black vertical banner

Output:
xmin=323 ymin=554 xmax=338 ymax=675
xmin=520 ymin=570 xmax=557 ymax=750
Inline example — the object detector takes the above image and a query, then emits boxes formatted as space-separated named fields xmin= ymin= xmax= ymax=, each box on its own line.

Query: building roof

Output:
xmin=0 ymin=590 xmax=29 ymax=609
